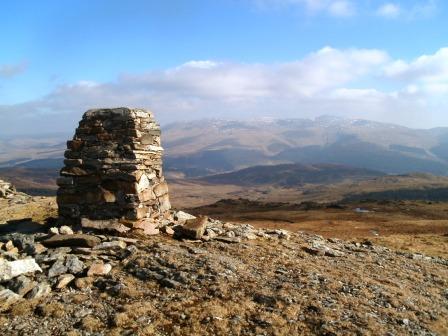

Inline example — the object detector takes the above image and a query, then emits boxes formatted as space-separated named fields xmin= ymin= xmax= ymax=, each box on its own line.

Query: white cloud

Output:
xmin=384 ymin=47 xmax=448 ymax=94
xmin=377 ymin=3 xmax=401 ymax=18
xmin=180 ymin=60 xmax=220 ymax=69
xmin=254 ymin=0 xmax=356 ymax=17
xmin=0 ymin=47 xmax=447 ymax=133
xmin=0 ymin=62 xmax=27 ymax=79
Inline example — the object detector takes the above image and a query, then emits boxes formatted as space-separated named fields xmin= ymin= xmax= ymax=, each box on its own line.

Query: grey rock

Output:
xmin=12 ymin=234 xmax=35 ymax=251
xmin=93 ymin=240 xmax=127 ymax=253
xmin=7 ymin=275 xmax=37 ymax=296
xmin=65 ymin=255 xmax=85 ymax=274
xmin=48 ymin=260 xmax=67 ymax=278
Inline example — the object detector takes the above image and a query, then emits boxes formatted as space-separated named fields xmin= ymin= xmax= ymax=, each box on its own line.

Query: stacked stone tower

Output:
xmin=57 ymin=108 xmax=171 ymax=234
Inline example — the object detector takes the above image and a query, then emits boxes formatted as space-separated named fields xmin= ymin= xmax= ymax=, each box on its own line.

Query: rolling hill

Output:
xmin=199 ymin=163 xmax=385 ymax=187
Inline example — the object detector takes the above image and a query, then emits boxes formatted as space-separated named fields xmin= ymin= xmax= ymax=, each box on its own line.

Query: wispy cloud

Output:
xmin=376 ymin=3 xmax=401 ymax=18
xmin=254 ymin=0 xmax=356 ymax=17
xmin=0 ymin=62 xmax=27 ymax=79
xmin=1 ymin=47 xmax=447 ymax=132
xmin=254 ymin=0 xmax=438 ymax=19
xmin=376 ymin=0 xmax=437 ymax=19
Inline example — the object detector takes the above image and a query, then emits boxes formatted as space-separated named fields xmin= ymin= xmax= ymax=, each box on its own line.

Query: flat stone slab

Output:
xmin=41 ymin=234 xmax=101 ymax=248
xmin=176 ymin=216 xmax=208 ymax=240
xmin=81 ymin=218 xmax=131 ymax=234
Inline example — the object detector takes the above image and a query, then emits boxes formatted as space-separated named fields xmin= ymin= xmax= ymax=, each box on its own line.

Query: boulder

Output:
xmin=0 ymin=258 xmax=42 ymax=282
xmin=41 ymin=234 xmax=101 ymax=248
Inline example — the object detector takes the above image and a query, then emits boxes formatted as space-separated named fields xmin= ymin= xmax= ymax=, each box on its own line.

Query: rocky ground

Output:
xmin=0 ymin=191 xmax=447 ymax=335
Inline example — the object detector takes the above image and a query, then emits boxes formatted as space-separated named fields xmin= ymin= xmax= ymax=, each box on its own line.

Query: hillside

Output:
xmin=0 ymin=167 xmax=58 ymax=195
xmin=0 ymin=194 xmax=447 ymax=335
xmin=199 ymin=163 xmax=385 ymax=187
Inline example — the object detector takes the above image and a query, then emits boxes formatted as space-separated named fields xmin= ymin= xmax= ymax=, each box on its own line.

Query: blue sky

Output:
xmin=0 ymin=0 xmax=447 ymax=134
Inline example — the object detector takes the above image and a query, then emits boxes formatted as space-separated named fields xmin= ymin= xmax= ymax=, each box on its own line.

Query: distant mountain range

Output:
xmin=2 ymin=116 xmax=448 ymax=177
xmin=163 ymin=116 xmax=448 ymax=177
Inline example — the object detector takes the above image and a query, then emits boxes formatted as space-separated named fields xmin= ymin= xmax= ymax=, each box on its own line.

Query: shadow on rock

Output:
xmin=0 ymin=217 xmax=56 ymax=235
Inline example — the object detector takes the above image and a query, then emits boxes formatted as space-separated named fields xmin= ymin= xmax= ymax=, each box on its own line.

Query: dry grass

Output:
xmin=191 ymin=200 xmax=448 ymax=258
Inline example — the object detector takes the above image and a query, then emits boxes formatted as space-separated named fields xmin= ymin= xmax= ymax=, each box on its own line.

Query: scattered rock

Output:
xmin=159 ymin=277 xmax=182 ymax=289
xmin=49 ymin=227 xmax=59 ymax=235
xmin=0 ymin=289 xmax=22 ymax=312
xmin=215 ymin=237 xmax=242 ymax=244
xmin=176 ymin=216 xmax=208 ymax=240
xmin=5 ymin=240 xmax=15 ymax=251
xmin=93 ymin=240 xmax=127 ymax=252
xmin=25 ymin=282 xmax=51 ymax=299
xmin=132 ymin=219 xmax=159 ymax=235
xmin=175 ymin=211 xmax=196 ymax=222
xmin=163 ymin=226 xmax=175 ymax=235
xmin=48 ymin=260 xmax=68 ymax=278
xmin=56 ymin=274 xmax=75 ymax=289
xmin=74 ymin=277 xmax=94 ymax=290
xmin=87 ymin=261 xmax=112 ymax=277
xmin=65 ymin=255 xmax=85 ymax=274
xmin=25 ymin=243 xmax=47 ymax=255
xmin=7 ymin=275 xmax=37 ymax=296
xmin=0 ymin=179 xmax=16 ymax=198
xmin=59 ymin=226 xmax=74 ymax=235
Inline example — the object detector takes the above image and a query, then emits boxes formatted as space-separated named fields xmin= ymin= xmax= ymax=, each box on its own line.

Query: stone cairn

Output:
xmin=57 ymin=108 xmax=171 ymax=235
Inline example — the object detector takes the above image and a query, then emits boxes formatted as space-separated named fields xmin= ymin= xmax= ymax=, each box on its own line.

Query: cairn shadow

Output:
xmin=0 ymin=217 xmax=56 ymax=235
